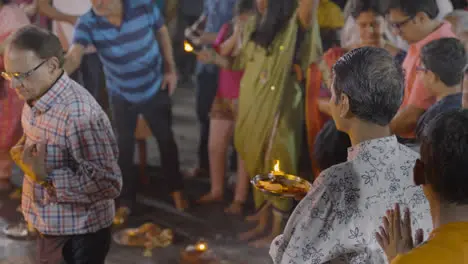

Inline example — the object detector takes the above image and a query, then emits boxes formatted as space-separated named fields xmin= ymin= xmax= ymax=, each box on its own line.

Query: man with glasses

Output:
xmin=387 ymin=0 xmax=456 ymax=141
xmin=2 ymin=25 xmax=122 ymax=263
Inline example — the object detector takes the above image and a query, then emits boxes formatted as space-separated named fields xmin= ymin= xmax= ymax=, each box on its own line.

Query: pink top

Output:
xmin=399 ymin=22 xmax=456 ymax=138
xmin=214 ymin=23 xmax=243 ymax=99
xmin=0 ymin=4 xmax=29 ymax=178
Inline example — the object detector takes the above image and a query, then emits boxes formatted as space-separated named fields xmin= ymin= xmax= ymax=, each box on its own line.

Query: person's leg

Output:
xmin=141 ymin=90 xmax=187 ymax=210
xmin=224 ymin=154 xmax=249 ymax=215
xmin=80 ymin=53 xmax=106 ymax=108
xmin=194 ymin=67 xmax=219 ymax=176
xmin=62 ymin=227 xmax=112 ymax=264
xmin=36 ymin=235 xmax=69 ymax=264
xmin=109 ymin=95 xmax=139 ymax=220
xmin=197 ymin=117 xmax=234 ymax=203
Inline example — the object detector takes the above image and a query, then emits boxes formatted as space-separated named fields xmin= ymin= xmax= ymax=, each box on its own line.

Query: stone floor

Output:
xmin=0 ymin=82 xmax=273 ymax=264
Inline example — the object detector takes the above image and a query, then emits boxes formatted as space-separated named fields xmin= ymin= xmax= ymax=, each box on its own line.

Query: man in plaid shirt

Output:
xmin=2 ymin=25 xmax=122 ymax=263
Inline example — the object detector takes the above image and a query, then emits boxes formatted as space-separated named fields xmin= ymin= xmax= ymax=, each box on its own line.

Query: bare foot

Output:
xmin=238 ymin=224 xmax=266 ymax=241
xmin=245 ymin=212 xmax=261 ymax=222
xmin=224 ymin=201 xmax=244 ymax=215
xmin=196 ymin=192 xmax=223 ymax=204
xmin=249 ymin=234 xmax=277 ymax=248
xmin=245 ymin=202 xmax=271 ymax=222
xmin=172 ymin=191 xmax=189 ymax=211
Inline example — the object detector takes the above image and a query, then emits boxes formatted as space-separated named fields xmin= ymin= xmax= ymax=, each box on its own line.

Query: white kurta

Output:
xmin=270 ymin=136 xmax=432 ymax=264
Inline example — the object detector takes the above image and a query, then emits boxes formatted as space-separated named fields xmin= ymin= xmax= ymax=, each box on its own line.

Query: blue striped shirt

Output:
xmin=73 ymin=0 xmax=164 ymax=103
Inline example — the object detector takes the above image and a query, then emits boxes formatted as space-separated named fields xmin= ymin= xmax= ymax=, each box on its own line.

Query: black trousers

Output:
xmin=36 ymin=227 xmax=111 ymax=264
xmin=111 ymin=90 xmax=183 ymax=210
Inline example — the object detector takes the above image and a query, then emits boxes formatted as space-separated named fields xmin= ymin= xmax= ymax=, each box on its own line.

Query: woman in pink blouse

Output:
xmin=196 ymin=0 xmax=253 ymax=215
xmin=0 ymin=0 xmax=30 ymax=189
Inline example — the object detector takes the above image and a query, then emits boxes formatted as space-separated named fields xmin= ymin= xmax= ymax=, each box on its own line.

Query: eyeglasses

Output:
xmin=389 ymin=16 xmax=414 ymax=30
xmin=1 ymin=59 xmax=48 ymax=83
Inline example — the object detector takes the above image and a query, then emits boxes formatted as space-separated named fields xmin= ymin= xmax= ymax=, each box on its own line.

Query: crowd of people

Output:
xmin=0 ymin=0 xmax=468 ymax=263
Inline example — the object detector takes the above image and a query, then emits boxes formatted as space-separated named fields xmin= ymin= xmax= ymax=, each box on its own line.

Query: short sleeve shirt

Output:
xmin=73 ymin=0 xmax=165 ymax=103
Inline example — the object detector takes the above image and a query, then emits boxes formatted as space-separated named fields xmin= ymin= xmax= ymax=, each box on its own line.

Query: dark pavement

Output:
xmin=0 ymin=82 xmax=273 ymax=264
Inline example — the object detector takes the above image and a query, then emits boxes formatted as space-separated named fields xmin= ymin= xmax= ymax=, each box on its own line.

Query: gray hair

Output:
xmin=332 ymin=47 xmax=404 ymax=126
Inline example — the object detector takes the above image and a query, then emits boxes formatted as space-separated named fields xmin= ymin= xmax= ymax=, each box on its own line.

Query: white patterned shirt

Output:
xmin=270 ymin=136 xmax=432 ymax=264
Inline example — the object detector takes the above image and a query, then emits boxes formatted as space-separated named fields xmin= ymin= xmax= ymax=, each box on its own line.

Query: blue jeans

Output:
xmin=110 ymin=90 xmax=183 ymax=209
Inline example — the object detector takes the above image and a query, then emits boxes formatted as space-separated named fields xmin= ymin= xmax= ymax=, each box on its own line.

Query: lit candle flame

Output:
xmin=184 ymin=41 xmax=194 ymax=52
xmin=273 ymin=160 xmax=282 ymax=173
xmin=196 ymin=242 xmax=207 ymax=251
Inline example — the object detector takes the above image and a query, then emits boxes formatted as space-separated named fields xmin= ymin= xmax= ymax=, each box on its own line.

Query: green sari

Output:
xmin=233 ymin=12 xmax=322 ymax=214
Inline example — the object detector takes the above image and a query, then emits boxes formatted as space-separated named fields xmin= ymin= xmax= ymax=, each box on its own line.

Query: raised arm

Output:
xmin=298 ymin=0 xmax=319 ymax=28
xmin=38 ymin=0 xmax=78 ymax=25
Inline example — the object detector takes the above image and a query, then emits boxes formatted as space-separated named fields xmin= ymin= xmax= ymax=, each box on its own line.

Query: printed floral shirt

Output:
xmin=270 ymin=136 xmax=432 ymax=264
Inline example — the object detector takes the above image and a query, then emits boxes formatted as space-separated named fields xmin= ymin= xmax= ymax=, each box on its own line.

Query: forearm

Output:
xmin=219 ymin=33 xmax=239 ymax=56
xmin=199 ymin=32 xmax=218 ymax=45
xmin=390 ymin=107 xmax=422 ymax=136
xmin=213 ymin=53 xmax=234 ymax=69
xmin=63 ymin=52 xmax=81 ymax=75
xmin=38 ymin=0 xmax=76 ymax=23
xmin=49 ymin=165 xmax=122 ymax=204
xmin=156 ymin=26 xmax=176 ymax=73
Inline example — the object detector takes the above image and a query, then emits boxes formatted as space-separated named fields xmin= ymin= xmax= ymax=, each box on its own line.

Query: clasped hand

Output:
xmin=375 ymin=203 xmax=425 ymax=263
xmin=14 ymin=142 xmax=48 ymax=182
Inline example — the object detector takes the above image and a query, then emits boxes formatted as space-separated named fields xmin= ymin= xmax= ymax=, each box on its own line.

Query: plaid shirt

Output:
xmin=19 ymin=73 xmax=122 ymax=236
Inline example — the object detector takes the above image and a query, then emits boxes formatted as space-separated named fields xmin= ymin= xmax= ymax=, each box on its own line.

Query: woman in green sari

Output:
xmin=197 ymin=0 xmax=322 ymax=247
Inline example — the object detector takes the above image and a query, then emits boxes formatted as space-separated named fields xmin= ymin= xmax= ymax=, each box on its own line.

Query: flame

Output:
xmin=196 ymin=242 xmax=207 ymax=251
xmin=184 ymin=41 xmax=194 ymax=52
xmin=273 ymin=160 xmax=281 ymax=173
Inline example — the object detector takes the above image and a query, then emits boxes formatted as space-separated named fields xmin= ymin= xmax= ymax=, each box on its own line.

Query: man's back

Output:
xmin=270 ymin=136 xmax=432 ymax=263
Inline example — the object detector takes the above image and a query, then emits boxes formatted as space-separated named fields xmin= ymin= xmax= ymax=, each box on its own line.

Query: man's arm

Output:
xmin=47 ymin=113 xmax=122 ymax=204
xmin=390 ymin=106 xmax=425 ymax=136
xmin=270 ymin=173 xmax=340 ymax=263
xmin=66 ymin=16 xmax=93 ymax=74
xmin=63 ymin=44 xmax=85 ymax=75
xmin=155 ymin=26 xmax=176 ymax=73
xmin=37 ymin=0 xmax=77 ymax=25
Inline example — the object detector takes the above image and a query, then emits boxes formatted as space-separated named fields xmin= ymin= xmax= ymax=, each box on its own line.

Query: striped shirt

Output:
xmin=19 ymin=73 xmax=122 ymax=235
xmin=73 ymin=0 xmax=165 ymax=103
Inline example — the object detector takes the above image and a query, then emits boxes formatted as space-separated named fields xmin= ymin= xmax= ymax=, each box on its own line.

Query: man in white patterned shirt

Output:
xmin=270 ymin=47 xmax=432 ymax=263
xmin=2 ymin=25 xmax=121 ymax=263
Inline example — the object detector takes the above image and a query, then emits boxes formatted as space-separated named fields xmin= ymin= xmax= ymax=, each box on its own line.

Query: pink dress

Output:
xmin=0 ymin=4 xmax=30 ymax=181
xmin=210 ymin=23 xmax=244 ymax=120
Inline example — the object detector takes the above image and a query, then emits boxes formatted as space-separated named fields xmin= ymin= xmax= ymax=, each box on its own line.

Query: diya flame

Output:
xmin=184 ymin=41 xmax=194 ymax=52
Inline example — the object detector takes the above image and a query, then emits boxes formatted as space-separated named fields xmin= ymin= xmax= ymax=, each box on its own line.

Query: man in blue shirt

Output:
xmin=64 ymin=0 xmax=187 ymax=219
xmin=186 ymin=0 xmax=237 ymax=178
